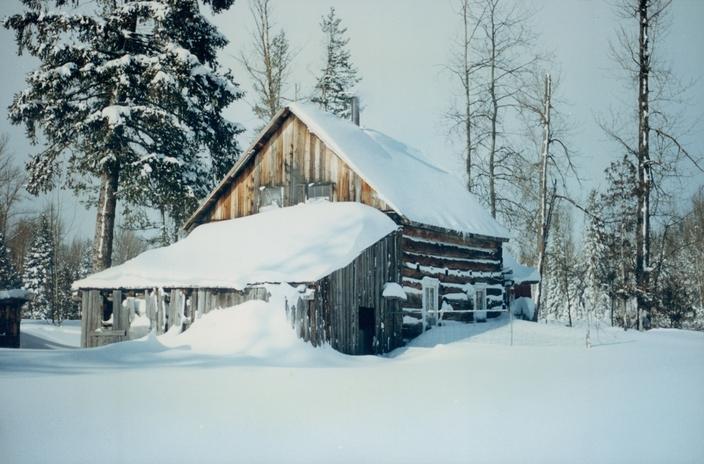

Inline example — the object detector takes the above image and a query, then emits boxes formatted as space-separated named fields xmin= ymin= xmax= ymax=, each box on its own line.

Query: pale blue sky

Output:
xmin=1 ymin=0 xmax=702 ymax=240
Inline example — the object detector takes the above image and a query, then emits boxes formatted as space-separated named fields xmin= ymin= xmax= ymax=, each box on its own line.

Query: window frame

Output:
xmin=258 ymin=185 xmax=284 ymax=210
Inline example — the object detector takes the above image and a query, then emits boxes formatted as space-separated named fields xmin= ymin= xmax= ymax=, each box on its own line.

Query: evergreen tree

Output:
xmin=542 ymin=207 xmax=582 ymax=325
xmin=5 ymin=0 xmax=243 ymax=271
xmin=22 ymin=216 xmax=54 ymax=320
xmin=0 ymin=231 xmax=22 ymax=289
xmin=600 ymin=155 xmax=638 ymax=328
xmin=55 ymin=262 xmax=78 ymax=322
xmin=79 ymin=243 xmax=93 ymax=279
xmin=311 ymin=7 xmax=360 ymax=118
xmin=582 ymin=191 xmax=610 ymax=323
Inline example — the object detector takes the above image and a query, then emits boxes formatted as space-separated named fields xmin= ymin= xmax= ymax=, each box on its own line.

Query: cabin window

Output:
xmin=259 ymin=186 xmax=283 ymax=209
xmin=421 ymin=277 xmax=440 ymax=314
xmin=474 ymin=286 xmax=487 ymax=311
xmin=307 ymin=183 xmax=334 ymax=201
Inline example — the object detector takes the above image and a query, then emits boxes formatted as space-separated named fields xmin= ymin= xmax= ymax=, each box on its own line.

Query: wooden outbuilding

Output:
xmin=75 ymin=102 xmax=511 ymax=354
xmin=0 ymin=289 xmax=29 ymax=348
xmin=502 ymin=250 xmax=540 ymax=301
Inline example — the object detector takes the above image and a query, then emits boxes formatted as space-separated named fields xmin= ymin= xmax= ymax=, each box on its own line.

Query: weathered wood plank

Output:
xmin=402 ymin=236 xmax=499 ymax=260
xmin=402 ymin=252 xmax=501 ymax=272
xmin=201 ymin=113 xmax=390 ymax=224
xmin=403 ymin=224 xmax=502 ymax=249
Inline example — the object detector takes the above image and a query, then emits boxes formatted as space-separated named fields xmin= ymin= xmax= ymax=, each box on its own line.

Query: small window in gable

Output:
xmin=259 ymin=186 xmax=283 ymax=210
xmin=307 ymin=182 xmax=334 ymax=201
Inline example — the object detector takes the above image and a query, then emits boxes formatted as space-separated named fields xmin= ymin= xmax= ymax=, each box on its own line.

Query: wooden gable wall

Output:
xmin=207 ymin=113 xmax=390 ymax=222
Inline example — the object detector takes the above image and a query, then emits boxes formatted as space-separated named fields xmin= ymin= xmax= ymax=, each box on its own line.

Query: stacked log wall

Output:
xmin=399 ymin=224 xmax=505 ymax=339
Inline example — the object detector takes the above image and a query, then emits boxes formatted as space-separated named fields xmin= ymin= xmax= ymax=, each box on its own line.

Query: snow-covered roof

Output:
xmin=502 ymin=251 xmax=540 ymax=284
xmin=0 ymin=289 xmax=29 ymax=301
xmin=185 ymin=103 xmax=509 ymax=239
xmin=73 ymin=202 xmax=398 ymax=290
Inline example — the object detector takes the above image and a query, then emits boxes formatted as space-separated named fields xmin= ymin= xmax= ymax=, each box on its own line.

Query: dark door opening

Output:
xmin=358 ymin=306 xmax=375 ymax=354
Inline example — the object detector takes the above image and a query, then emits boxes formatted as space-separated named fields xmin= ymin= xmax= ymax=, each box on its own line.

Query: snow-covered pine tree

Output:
xmin=0 ymin=231 xmax=22 ymax=290
xmin=582 ymin=191 xmax=610 ymax=323
xmin=543 ymin=207 xmax=581 ymax=325
xmin=78 ymin=242 xmax=93 ymax=279
xmin=5 ymin=0 xmax=243 ymax=271
xmin=55 ymin=262 xmax=78 ymax=322
xmin=311 ymin=7 xmax=360 ymax=119
xmin=22 ymin=215 xmax=54 ymax=320
xmin=600 ymin=155 xmax=638 ymax=328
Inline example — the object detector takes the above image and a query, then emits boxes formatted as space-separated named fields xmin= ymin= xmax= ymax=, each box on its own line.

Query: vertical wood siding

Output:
xmin=288 ymin=231 xmax=403 ymax=355
xmin=80 ymin=287 xmax=269 ymax=348
xmin=207 ymin=114 xmax=390 ymax=223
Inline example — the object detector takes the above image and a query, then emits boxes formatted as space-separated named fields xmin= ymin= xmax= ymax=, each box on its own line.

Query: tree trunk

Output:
xmin=488 ymin=21 xmax=498 ymax=218
xmin=462 ymin=0 xmax=473 ymax=192
xmin=92 ymin=166 xmax=119 ymax=272
xmin=533 ymin=74 xmax=552 ymax=322
xmin=635 ymin=0 xmax=651 ymax=330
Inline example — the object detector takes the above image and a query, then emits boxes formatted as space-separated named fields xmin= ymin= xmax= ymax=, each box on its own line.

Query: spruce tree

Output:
xmin=0 ymin=232 xmax=22 ymax=290
xmin=55 ymin=263 xmax=78 ymax=322
xmin=311 ymin=7 xmax=360 ymax=118
xmin=5 ymin=0 xmax=243 ymax=271
xmin=22 ymin=216 xmax=54 ymax=320
xmin=582 ymin=191 xmax=610 ymax=322
xmin=600 ymin=155 xmax=638 ymax=327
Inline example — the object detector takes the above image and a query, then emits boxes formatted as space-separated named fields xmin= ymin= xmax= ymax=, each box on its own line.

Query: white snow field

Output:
xmin=19 ymin=319 xmax=81 ymax=348
xmin=1 ymin=301 xmax=703 ymax=464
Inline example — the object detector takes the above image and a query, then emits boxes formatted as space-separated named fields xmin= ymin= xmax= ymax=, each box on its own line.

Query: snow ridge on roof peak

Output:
xmin=287 ymin=102 xmax=509 ymax=239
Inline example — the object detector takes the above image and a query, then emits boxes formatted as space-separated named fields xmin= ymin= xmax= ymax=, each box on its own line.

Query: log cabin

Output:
xmin=74 ymin=102 xmax=515 ymax=354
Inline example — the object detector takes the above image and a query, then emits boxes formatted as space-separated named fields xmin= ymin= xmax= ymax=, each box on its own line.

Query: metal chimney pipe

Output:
xmin=351 ymin=96 xmax=360 ymax=126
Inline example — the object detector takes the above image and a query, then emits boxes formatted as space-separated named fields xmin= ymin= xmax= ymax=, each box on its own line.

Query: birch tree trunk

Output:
xmin=533 ymin=74 xmax=552 ymax=322
xmin=92 ymin=165 xmax=119 ymax=272
xmin=488 ymin=9 xmax=498 ymax=218
xmin=635 ymin=0 xmax=651 ymax=330
xmin=462 ymin=0 xmax=473 ymax=192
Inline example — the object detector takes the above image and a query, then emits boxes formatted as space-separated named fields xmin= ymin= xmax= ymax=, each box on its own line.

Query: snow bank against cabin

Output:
xmin=159 ymin=299 xmax=342 ymax=364
xmin=73 ymin=202 xmax=397 ymax=290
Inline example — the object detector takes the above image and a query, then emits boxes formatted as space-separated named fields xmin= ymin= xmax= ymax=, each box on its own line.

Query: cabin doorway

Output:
xmin=358 ymin=306 xmax=375 ymax=354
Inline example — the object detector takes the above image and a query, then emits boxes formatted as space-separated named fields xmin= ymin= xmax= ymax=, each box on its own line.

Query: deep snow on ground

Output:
xmin=20 ymin=319 xmax=81 ymax=348
xmin=1 ymin=306 xmax=703 ymax=464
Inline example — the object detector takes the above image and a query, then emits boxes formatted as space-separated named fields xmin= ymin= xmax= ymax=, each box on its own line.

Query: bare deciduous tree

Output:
xmin=445 ymin=0 xmax=483 ymax=192
xmin=447 ymin=0 xmax=540 ymax=220
xmin=604 ymin=0 xmax=703 ymax=329
xmin=241 ymin=0 xmax=294 ymax=124
xmin=517 ymin=71 xmax=583 ymax=321
xmin=0 ymin=135 xmax=26 ymax=237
